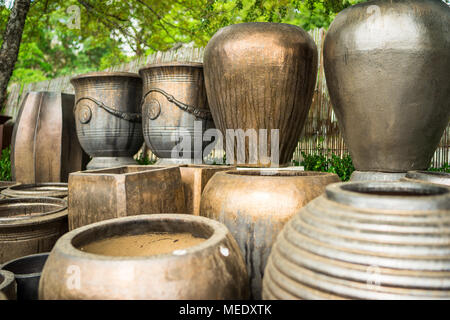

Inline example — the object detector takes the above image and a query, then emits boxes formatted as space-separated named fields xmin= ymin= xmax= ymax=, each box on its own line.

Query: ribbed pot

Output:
xmin=203 ymin=22 xmax=318 ymax=167
xmin=11 ymin=92 xmax=88 ymax=183
xmin=139 ymin=63 xmax=214 ymax=164
xmin=324 ymin=0 xmax=450 ymax=173
xmin=70 ymin=72 xmax=144 ymax=169
xmin=0 ymin=197 xmax=68 ymax=264
xmin=200 ymin=170 xmax=340 ymax=299
xmin=1 ymin=253 xmax=48 ymax=300
xmin=403 ymin=171 xmax=450 ymax=187
xmin=0 ymin=270 xmax=16 ymax=300
xmin=263 ymin=181 xmax=450 ymax=300
xmin=39 ymin=214 xmax=249 ymax=300
xmin=2 ymin=183 xmax=68 ymax=199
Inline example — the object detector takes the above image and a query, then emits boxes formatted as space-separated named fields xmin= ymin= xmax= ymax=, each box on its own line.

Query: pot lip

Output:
xmin=138 ymin=61 xmax=203 ymax=73
xmin=70 ymin=71 xmax=141 ymax=83
xmin=222 ymin=169 xmax=338 ymax=178
xmin=1 ymin=183 xmax=68 ymax=198
xmin=0 ymin=197 xmax=68 ymax=225
xmin=1 ymin=252 xmax=49 ymax=279
xmin=326 ymin=181 xmax=450 ymax=211
xmin=70 ymin=165 xmax=169 ymax=177
xmin=55 ymin=214 xmax=230 ymax=261
xmin=0 ymin=269 xmax=14 ymax=290
xmin=405 ymin=170 xmax=450 ymax=186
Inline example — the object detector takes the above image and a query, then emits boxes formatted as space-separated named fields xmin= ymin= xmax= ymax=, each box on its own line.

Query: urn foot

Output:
xmin=86 ymin=156 xmax=137 ymax=170
xmin=350 ymin=170 xmax=406 ymax=182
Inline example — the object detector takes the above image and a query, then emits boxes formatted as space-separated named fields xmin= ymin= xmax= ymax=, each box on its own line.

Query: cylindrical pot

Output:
xmin=2 ymin=183 xmax=68 ymax=199
xmin=11 ymin=91 xmax=89 ymax=183
xmin=324 ymin=0 xmax=450 ymax=173
xmin=0 ymin=197 xmax=68 ymax=264
xmin=70 ymin=72 xmax=144 ymax=169
xmin=203 ymin=22 xmax=318 ymax=167
xmin=1 ymin=253 xmax=48 ymax=300
xmin=403 ymin=170 xmax=450 ymax=187
xmin=263 ymin=181 xmax=450 ymax=300
xmin=0 ymin=269 xmax=16 ymax=300
xmin=39 ymin=214 xmax=249 ymax=300
xmin=139 ymin=62 xmax=214 ymax=165
xmin=200 ymin=170 xmax=340 ymax=299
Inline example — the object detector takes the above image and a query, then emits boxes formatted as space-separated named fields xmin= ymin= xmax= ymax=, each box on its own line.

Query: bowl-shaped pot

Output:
xmin=2 ymin=183 xmax=68 ymax=199
xmin=200 ymin=170 xmax=340 ymax=299
xmin=263 ymin=181 xmax=450 ymax=299
xmin=324 ymin=0 xmax=450 ymax=172
xmin=70 ymin=72 xmax=144 ymax=169
xmin=39 ymin=214 xmax=249 ymax=300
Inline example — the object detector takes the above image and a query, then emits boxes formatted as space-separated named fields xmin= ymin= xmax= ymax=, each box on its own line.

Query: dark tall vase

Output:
xmin=324 ymin=0 xmax=450 ymax=181
xmin=203 ymin=22 xmax=318 ymax=167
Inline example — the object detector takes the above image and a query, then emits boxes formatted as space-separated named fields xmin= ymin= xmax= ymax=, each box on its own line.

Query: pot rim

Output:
xmin=70 ymin=71 xmax=141 ymax=83
xmin=0 ymin=197 xmax=68 ymax=225
xmin=1 ymin=252 xmax=49 ymax=279
xmin=326 ymin=181 xmax=450 ymax=211
xmin=138 ymin=61 xmax=203 ymax=74
xmin=406 ymin=170 xmax=450 ymax=185
xmin=223 ymin=170 xmax=337 ymax=178
xmin=57 ymin=214 xmax=230 ymax=261
xmin=70 ymin=165 xmax=168 ymax=177
xmin=0 ymin=269 xmax=14 ymax=291
xmin=1 ymin=183 xmax=68 ymax=198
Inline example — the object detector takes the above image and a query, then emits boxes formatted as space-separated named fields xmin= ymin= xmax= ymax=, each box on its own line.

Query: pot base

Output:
xmin=86 ymin=157 xmax=137 ymax=170
xmin=350 ymin=171 xmax=406 ymax=182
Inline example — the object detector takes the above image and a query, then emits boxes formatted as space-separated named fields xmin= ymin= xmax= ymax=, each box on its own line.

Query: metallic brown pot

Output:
xmin=39 ymin=214 xmax=249 ymax=300
xmin=0 ymin=269 xmax=16 ymax=300
xmin=11 ymin=92 xmax=88 ymax=183
xmin=68 ymin=166 xmax=185 ymax=230
xmin=403 ymin=170 xmax=450 ymax=187
xmin=2 ymin=183 xmax=68 ymax=199
xmin=0 ymin=197 xmax=68 ymax=264
xmin=138 ymin=63 xmax=214 ymax=164
xmin=200 ymin=170 xmax=340 ymax=299
xmin=324 ymin=0 xmax=450 ymax=173
xmin=1 ymin=252 xmax=49 ymax=300
xmin=263 ymin=181 xmax=450 ymax=300
xmin=70 ymin=72 xmax=143 ymax=169
xmin=203 ymin=22 xmax=318 ymax=167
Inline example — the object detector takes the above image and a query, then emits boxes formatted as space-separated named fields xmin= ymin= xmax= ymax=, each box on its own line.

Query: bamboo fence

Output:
xmin=3 ymin=28 xmax=449 ymax=167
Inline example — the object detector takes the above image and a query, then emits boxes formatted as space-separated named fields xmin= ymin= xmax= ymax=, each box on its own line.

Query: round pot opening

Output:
xmin=414 ymin=171 xmax=449 ymax=177
xmin=226 ymin=170 xmax=327 ymax=177
xmin=340 ymin=182 xmax=448 ymax=197
xmin=71 ymin=217 xmax=215 ymax=258
xmin=0 ymin=198 xmax=67 ymax=220
xmin=1 ymin=253 xmax=48 ymax=278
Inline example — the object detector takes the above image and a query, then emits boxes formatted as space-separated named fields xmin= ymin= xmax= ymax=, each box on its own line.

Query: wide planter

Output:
xmin=263 ymin=181 xmax=450 ymax=299
xmin=68 ymin=166 xmax=185 ymax=230
xmin=178 ymin=164 xmax=233 ymax=215
xmin=0 ymin=270 xmax=16 ymax=300
xmin=203 ymin=22 xmax=318 ymax=167
xmin=1 ymin=253 xmax=48 ymax=300
xmin=139 ymin=62 xmax=214 ymax=164
xmin=2 ymin=183 xmax=68 ymax=199
xmin=39 ymin=214 xmax=249 ymax=300
xmin=403 ymin=171 xmax=450 ymax=187
xmin=11 ymin=92 xmax=88 ymax=183
xmin=70 ymin=72 xmax=144 ymax=169
xmin=324 ymin=0 xmax=450 ymax=176
xmin=0 ymin=197 xmax=68 ymax=264
xmin=200 ymin=170 xmax=339 ymax=299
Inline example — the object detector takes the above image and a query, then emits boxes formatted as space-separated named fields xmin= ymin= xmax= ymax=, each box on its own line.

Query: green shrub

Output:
xmin=0 ymin=147 xmax=12 ymax=181
xmin=136 ymin=153 xmax=156 ymax=165
xmin=428 ymin=163 xmax=450 ymax=173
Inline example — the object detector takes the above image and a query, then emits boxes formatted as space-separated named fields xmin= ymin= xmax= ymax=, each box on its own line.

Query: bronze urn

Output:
xmin=70 ymin=72 xmax=144 ymax=169
xmin=203 ymin=22 xmax=318 ymax=167
xmin=139 ymin=63 xmax=213 ymax=164
xmin=324 ymin=0 xmax=450 ymax=180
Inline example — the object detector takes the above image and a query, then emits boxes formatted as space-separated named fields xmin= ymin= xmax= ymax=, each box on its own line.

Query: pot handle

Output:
xmin=75 ymin=97 xmax=142 ymax=123
xmin=141 ymin=88 xmax=212 ymax=120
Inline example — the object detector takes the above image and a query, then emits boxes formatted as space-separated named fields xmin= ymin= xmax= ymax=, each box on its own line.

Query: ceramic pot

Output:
xmin=70 ymin=72 xmax=144 ymax=169
xmin=263 ymin=181 xmax=450 ymax=299
xmin=1 ymin=183 xmax=68 ymax=199
xmin=403 ymin=170 xmax=450 ymax=187
xmin=200 ymin=170 xmax=340 ymax=299
xmin=203 ymin=22 xmax=318 ymax=167
xmin=39 ymin=214 xmax=249 ymax=300
xmin=324 ymin=0 xmax=450 ymax=173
